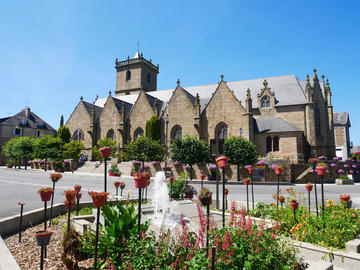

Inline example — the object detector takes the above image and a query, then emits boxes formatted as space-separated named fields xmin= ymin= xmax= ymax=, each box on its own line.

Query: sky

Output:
xmin=0 ymin=0 xmax=359 ymax=143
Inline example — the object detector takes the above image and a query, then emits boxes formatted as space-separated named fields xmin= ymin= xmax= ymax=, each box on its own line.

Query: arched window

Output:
xmin=273 ymin=136 xmax=279 ymax=152
xmin=314 ymin=104 xmax=321 ymax=137
xmin=106 ymin=129 xmax=115 ymax=140
xmin=147 ymin=73 xmax=151 ymax=83
xmin=261 ymin=95 xmax=271 ymax=108
xmin=171 ymin=125 xmax=182 ymax=140
xmin=215 ymin=122 xmax=228 ymax=140
xmin=126 ymin=70 xmax=131 ymax=81
xmin=266 ymin=136 xmax=272 ymax=153
xmin=134 ymin=127 xmax=144 ymax=139
xmin=72 ymin=128 xmax=84 ymax=142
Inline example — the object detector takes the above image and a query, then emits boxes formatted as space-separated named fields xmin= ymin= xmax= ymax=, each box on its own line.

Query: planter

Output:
xmin=74 ymin=185 xmax=81 ymax=193
xmin=215 ymin=156 xmax=228 ymax=168
xmin=134 ymin=173 xmax=150 ymax=188
xmin=336 ymin=179 xmax=354 ymax=185
xmin=339 ymin=194 xmax=351 ymax=203
xmin=100 ymin=147 xmax=111 ymax=158
xmin=6 ymin=165 xmax=12 ymax=168
xmin=305 ymin=184 xmax=313 ymax=192
xmin=198 ymin=192 xmax=212 ymax=206
xmin=114 ymin=181 xmax=121 ymax=188
xmin=88 ymin=191 xmax=109 ymax=207
xmin=184 ymin=194 xmax=194 ymax=199
xmin=39 ymin=191 xmax=52 ymax=202
xmin=316 ymin=166 xmax=327 ymax=176
xmin=243 ymin=179 xmax=250 ymax=185
xmin=290 ymin=201 xmax=299 ymax=210
xmin=35 ymin=230 xmax=53 ymax=246
xmin=200 ymin=174 xmax=206 ymax=180
xmin=109 ymin=173 xmax=121 ymax=177
xmin=247 ymin=167 xmax=255 ymax=175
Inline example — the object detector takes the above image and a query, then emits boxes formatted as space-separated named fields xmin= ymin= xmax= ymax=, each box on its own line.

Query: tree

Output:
xmin=97 ymin=138 xmax=117 ymax=158
xmin=122 ymin=136 xmax=164 ymax=167
xmin=169 ymin=136 xmax=210 ymax=180
xmin=13 ymin=137 xmax=35 ymax=169
xmin=57 ymin=126 xmax=71 ymax=144
xmin=145 ymin=115 xmax=161 ymax=141
xmin=224 ymin=136 xmax=258 ymax=182
xmin=63 ymin=140 xmax=85 ymax=172
xmin=60 ymin=115 xmax=64 ymax=127
xmin=2 ymin=138 xmax=17 ymax=166
xmin=33 ymin=135 xmax=63 ymax=171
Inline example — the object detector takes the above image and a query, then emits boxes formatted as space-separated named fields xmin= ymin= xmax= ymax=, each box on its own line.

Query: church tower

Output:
xmin=114 ymin=50 xmax=159 ymax=95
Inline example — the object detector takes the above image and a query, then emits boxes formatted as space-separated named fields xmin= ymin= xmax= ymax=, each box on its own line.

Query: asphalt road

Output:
xmin=0 ymin=167 xmax=359 ymax=219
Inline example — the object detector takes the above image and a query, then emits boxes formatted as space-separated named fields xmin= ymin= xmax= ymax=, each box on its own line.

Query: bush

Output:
xmin=57 ymin=126 xmax=71 ymax=144
xmin=168 ymin=179 xmax=186 ymax=198
xmin=91 ymin=147 xmax=101 ymax=161
xmin=33 ymin=135 xmax=63 ymax=169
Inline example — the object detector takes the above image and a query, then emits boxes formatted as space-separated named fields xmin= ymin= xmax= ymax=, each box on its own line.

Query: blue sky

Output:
xmin=1 ymin=1 xmax=359 ymax=143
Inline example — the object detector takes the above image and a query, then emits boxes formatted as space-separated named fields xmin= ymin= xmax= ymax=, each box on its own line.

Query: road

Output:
xmin=0 ymin=167 xmax=359 ymax=219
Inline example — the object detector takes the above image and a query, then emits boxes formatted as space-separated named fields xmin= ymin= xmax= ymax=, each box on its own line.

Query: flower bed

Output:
xmin=250 ymin=188 xmax=360 ymax=249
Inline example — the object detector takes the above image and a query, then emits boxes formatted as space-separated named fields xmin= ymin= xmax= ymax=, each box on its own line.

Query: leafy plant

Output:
xmin=224 ymin=136 xmax=258 ymax=181
xmin=57 ymin=126 xmax=71 ymax=144
xmin=63 ymin=140 xmax=85 ymax=172
xmin=109 ymin=164 xmax=121 ymax=175
xmin=168 ymin=179 xmax=185 ymax=199
xmin=33 ymin=135 xmax=63 ymax=170
xmin=61 ymin=230 xmax=83 ymax=270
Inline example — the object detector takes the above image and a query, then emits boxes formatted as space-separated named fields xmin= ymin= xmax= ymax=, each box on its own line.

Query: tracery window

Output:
xmin=72 ymin=129 xmax=84 ymax=141
xmin=134 ymin=127 xmax=144 ymax=139
xmin=171 ymin=125 xmax=182 ymax=140
xmin=261 ymin=95 xmax=271 ymax=108
xmin=215 ymin=122 xmax=228 ymax=140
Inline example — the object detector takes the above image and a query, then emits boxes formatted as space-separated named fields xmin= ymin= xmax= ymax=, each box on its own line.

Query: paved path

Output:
xmin=0 ymin=167 xmax=359 ymax=219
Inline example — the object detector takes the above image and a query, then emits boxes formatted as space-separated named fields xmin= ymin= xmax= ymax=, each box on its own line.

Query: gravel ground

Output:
xmin=4 ymin=216 xmax=96 ymax=270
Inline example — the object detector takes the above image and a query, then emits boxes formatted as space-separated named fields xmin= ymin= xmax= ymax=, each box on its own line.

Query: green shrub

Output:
xmin=145 ymin=115 xmax=161 ymax=141
xmin=122 ymin=136 xmax=164 ymax=163
xmin=168 ymin=179 xmax=186 ymax=198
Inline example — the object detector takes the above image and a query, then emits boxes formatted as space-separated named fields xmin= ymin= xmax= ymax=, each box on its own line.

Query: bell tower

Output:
xmin=114 ymin=50 xmax=159 ymax=95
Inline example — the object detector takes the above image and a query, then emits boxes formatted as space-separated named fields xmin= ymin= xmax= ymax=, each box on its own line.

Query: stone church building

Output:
xmin=66 ymin=51 xmax=337 ymax=162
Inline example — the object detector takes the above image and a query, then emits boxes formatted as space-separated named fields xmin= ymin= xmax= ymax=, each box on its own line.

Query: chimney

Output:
xmin=25 ymin=107 xmax=31 ymax=118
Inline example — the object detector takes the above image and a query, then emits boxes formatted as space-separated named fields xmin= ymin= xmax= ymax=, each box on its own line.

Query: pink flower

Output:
xmin=330 ymin=163 xmax=337 ymax=167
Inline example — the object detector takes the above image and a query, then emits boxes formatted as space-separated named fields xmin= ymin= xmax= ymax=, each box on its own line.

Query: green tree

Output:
xmin=33 ymin=135 xmax=63 ymax=171
xmin=145 ymin=115 xmax=161 ymax=141
xmin=13 ymin=137 xmax=35 ymax=169
xmin=57 ymin=126 xmax=71 ymax=144
xmin=2 ymin=138 xmax=17 ymax=166
xmin=97 ymin=138 xmax=118 ymax=158
xmin=169 ymin=136 xmax=210 ymax=180
xmin=63 ymin=140 xmax=85 ymax=172
xmin=224 ymin=136 xmax=258 ymax=182
xmin=122 ymin=136 xmax=164 ymax=167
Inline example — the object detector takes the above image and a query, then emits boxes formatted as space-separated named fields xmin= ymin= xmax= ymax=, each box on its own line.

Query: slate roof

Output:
xmin=0 ymin=109 xmax=55 ymax=131
xmin=91 ymin=74 xmax=316 ymax=119
xmin=334 ymin=112 xmax=350 ymax=126
xmin=254 ymin=117 xmax=301 ymax=134
xmin=83 ymin=101 xmax=103 ymax=120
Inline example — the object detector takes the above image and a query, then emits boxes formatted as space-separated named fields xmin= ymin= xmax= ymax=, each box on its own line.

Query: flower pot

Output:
xmin=109 ymin=173 xmax=120 ymax=177
xmin=76 ymin=192 xmax=82 ymax=200
xmin=64 ymin=190 xmax=76 ymax=201
xmin=316 ymin=166 xmax=327 ymax=176
xmin=134 ymin=173 xmax=150 ymax=188
xmin=100 ymin=147 xmax=111 ymax=158
xmin=247 ymin=167 xmax=255 ymax=175
xmin=184 ymin=194 xmax=193 ymax=199
xmin=339 ymin=194 xmax=350 ymax=203
xmin=275 ymin=168 xmax=284 ymax=175
xmin=65 ymin=200 xmax=75 ymax=210
xmin=40 ymin=191 xmax=52 ymax=202
xmin=243 ymin=179 xmax=250 ymax=185
xmin=35 ymin=230 xmax=53 ymax=246
xmin=290 ymin=201 xmax=299 ymax=210
xmin=305 ymin=184 xmax=313 ymax=192
xmin=198 ymin=192 xmax=212 ymax=206
xmin=74 ymin=185 xmax=81 ymax=193
xmin=200 ymin=174 xmax=206 ymax=180
xmin=88 ymin=191 xmax=109 ymax=207
xmin=114 ymin=181 xmax=121 ymax=188
xmin=6 ymin=165 xmax=12 ymax=168
xmin=216 ymin=156 xmax=228 ymax=168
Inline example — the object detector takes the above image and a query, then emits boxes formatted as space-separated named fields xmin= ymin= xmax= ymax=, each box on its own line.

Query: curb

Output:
xmin=0 ymin=236 xmax=20 ymax=270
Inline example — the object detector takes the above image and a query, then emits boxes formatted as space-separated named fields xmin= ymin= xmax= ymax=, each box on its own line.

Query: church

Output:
xmin=66 ymin=51 xmax=337 ymax=163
